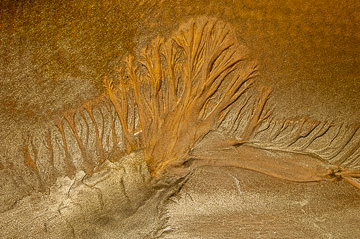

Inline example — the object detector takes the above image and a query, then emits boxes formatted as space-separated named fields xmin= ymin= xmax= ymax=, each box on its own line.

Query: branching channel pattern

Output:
xmin=104 ymin=17 xmax=265 ymax=176
xmin=14 ymin=17 xmax=360 ymax=197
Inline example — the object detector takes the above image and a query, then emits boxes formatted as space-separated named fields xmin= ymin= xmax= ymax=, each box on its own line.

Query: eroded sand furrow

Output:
xmin=11 ymin=95 xmax=134 ymax=205
xmin=14 ymin=87 xmax=360 ymax=208
xmin=220 ymin=110 xmax=360 ymax=168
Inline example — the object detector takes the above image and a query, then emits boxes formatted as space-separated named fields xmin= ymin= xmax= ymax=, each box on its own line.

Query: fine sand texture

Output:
xmin=0 ymin=0 xmax=359 ymax=238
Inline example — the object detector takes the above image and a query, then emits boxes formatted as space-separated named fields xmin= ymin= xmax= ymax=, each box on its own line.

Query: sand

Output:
xmin=0 ymin=0 xmax=359 ymax=238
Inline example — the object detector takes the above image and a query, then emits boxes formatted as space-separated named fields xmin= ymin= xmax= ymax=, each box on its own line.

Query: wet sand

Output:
xmin=0 ymin=0 xmax=359 ymax=238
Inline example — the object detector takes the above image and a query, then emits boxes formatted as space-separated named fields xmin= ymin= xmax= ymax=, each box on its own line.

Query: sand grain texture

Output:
xmin=0 ymin=0 xmax=359 ymax=238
